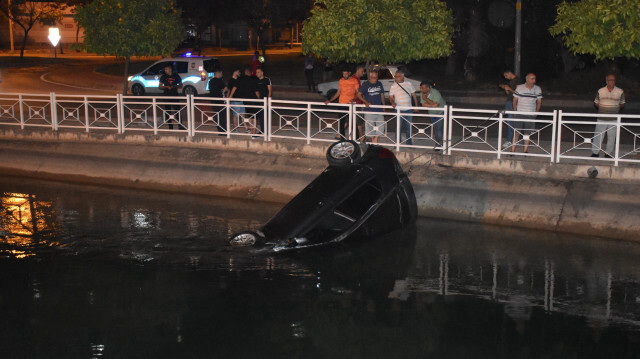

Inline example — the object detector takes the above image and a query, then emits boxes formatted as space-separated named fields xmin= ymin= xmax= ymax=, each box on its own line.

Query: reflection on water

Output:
xmin=0 ymin=192 xmax=60 ymax=258
xmin=1 ymin=176 xmax=640 ymax=358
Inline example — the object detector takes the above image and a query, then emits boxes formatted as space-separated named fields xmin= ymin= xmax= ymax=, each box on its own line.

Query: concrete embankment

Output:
xmin=0 ymin=128 xmax=639 ymax=242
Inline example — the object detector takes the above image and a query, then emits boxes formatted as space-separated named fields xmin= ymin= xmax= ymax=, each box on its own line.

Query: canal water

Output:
xmin=1 ymin=175 xmax=639 ymax=358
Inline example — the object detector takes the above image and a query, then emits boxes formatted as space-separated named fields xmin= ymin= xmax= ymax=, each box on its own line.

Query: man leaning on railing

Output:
xmin=591 ymin=74 xmax=625 ymax=159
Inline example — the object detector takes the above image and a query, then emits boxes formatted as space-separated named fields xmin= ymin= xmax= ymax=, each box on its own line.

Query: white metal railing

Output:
xmin=0 ymin=92 xmax=638 ymax=166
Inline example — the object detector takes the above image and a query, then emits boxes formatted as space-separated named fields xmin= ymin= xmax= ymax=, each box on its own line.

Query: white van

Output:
xmin=127 ymin=55 xmax=222 ymax=96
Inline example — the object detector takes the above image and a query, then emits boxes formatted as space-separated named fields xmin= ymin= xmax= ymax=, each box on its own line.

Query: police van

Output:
xmin=127 ymin=55 xmax=222 ymax=96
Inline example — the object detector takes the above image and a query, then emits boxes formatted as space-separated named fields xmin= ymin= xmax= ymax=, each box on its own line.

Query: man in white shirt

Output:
xmin=592 ymin=74 xmax=625 ymax=158
xmin=389 ymin=70 xmax=418 ymax=145
xmin=511 ymin=73 xmax=542 ymax=153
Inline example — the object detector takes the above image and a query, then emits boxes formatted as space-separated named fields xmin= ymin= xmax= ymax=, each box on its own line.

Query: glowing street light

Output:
xmin=48 ymin=27 xmax=61 ymax=58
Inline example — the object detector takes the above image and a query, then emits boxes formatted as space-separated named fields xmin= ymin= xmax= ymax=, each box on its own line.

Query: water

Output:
xmin=1 ymin=176 xmax=640 ymax=358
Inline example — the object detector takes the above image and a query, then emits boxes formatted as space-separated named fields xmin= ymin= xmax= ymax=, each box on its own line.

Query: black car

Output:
xmin=230 ymin=140 xmax=417 ymax=251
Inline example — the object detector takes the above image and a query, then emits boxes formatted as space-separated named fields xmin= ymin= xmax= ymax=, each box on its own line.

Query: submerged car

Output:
xmin=317 ymin=64 xmax=422 ymax=100
xmin=229 ymin=140 xmax=417 ymax=251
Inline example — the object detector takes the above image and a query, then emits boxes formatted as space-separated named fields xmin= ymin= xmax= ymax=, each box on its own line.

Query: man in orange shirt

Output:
xmin=325 ymin=68 xmax=360 ymax=138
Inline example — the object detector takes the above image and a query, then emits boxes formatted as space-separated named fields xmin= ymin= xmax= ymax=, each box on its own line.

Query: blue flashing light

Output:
xmin=184 ymin=52 xmax=192 ymax=57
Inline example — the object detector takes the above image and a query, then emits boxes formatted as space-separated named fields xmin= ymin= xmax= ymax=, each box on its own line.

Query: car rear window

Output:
xmin=203 ymin=59 xmax=221 ymax=72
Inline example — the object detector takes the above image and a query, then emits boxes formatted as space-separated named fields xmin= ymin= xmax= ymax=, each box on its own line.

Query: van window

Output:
xmin=145 ymin=62 xmax=171 ymax=76
xmin=378 ymin=69 xmax=393 ymax=80
xmin=173 ymin=61 xmax=189 ymax=74
xmin=203 ymin=59 xmax=221 ymax=73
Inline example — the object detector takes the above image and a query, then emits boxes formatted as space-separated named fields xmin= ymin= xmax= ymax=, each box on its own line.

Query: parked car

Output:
xmin=317 ymin=64 xmax=422 ymax=100
xmin=127 ymin=55 xmax=221 ymax=96
xmin=229 ymin=140 xmax=417 ymax=251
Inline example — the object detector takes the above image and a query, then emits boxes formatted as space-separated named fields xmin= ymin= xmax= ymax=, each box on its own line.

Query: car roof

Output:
xmin=158 ymin=56 xmax=219 ymax=62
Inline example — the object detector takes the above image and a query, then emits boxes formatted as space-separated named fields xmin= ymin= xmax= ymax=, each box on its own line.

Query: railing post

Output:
xmin=614 ymin=115 xmax=621 ymax=167
xmin=50 ymin=92 xmax=58 ymax=131
xmin=19 ymin=94 xmax=25 ymax=130
xmin=152 ymin=96 xmax=158 ymax=135
xmin=497 ymin=110 xmax=504 ymax=160
xmin=306 ymin=102 xmax=311 ymax=145
xmin=226 ymin=98 xmax=231 ymax=138
xmin=443 ymin=105 xmax=449 ymax=153
xmin=84 ymin=96 xmax=90 ymax=133
xmin=117 ymin=94 xmax=124 ymax=134
xmin=550 ymin=110 xmax=557 ymax=163
xmin=395 ymin=107 xmax=401 ymax=152
xmin=556 ymin=110 xmax=563 ymax=164
xmin=447 ymin=106 xmax=454 ymax=155
xmin=187 ymin=94 xmax=194 ymax=137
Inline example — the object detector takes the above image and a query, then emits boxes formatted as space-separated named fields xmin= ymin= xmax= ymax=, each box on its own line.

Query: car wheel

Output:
xmin=182 ymin=85 xmax=197 ymax=96
xmin=229 ymin=231 xmax=263 ymax=246
xmin=131 ymin=84 xmax=145 ymax=96
xmin=326 ymin=140 xmax=361 ymax=166
xmin=325 ymin=88 xmax=337 ymax=102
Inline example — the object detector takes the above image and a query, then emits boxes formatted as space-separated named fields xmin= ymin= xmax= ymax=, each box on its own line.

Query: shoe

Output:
xmin=502 ymin=141 xmax=512 ymax=150
xmin=590 ymin=153 xmax=599 ymax=158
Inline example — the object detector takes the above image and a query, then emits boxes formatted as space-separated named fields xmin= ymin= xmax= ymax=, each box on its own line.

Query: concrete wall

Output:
xmin=0 ymin=128 xmax=639 ymax=242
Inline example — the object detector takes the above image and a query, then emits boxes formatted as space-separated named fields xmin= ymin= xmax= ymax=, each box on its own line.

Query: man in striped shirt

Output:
xmin=511 ymin=73 xmax=542 ymax=153
xmin=591 ymin=74 xmax=625 ymax=158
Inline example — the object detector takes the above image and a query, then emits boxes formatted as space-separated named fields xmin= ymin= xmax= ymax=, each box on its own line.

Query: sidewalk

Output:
xmin=3 ymin=48 xmax=637 ymax=111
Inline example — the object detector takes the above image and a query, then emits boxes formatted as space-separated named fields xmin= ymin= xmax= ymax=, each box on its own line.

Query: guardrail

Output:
xmin=0 ymin=92 xmax=638 ymax=166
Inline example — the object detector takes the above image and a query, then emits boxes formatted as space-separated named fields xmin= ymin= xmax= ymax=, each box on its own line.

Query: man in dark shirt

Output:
xmin=229 ymin=68 xmax=260 ymax=134
xmin=207 ymin=71 xmax=227 ymax=133
xmin=499 ymin=69 xmax=521 ymax=149
xmin=255 ymin=68 xmax=271 ymax=133
xmin=159 ymin=65 xmax=184 ymax=129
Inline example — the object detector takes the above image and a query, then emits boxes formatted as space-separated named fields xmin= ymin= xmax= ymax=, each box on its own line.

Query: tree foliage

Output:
xmin=549 ymin=0 xmax=640 ymax=60
xmin=302 ymin=0 xmax=454 ymax=63
xmin=75 ymin=0 xmax=184 ymax=57
xmin=75 ymin=0 xmax=184 ymax=93
xmin=0 ymin=0 xmax=65 ymax=58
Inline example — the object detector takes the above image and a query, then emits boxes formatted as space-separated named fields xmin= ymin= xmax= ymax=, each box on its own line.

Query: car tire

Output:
xmin=326 ymin=140 xmax=361 ymax=166
xmin=229 ymin=231 xmax=264 ymax=246
xmin=131 ymin=84 xmax=145 ymax=96
xmin=182 ymin=85 xmax=197 ymax=96
xmin=325 ymin=88 xmax=338 ymax=102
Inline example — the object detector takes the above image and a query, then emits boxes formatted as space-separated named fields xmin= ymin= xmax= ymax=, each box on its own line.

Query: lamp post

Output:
xmin=514 ymin=0 xmax=522 ymax=77
xmin=48 ymin=27 xmax=61 ymax=59
xmin=8 ymin=0 xmax=14 ymax=52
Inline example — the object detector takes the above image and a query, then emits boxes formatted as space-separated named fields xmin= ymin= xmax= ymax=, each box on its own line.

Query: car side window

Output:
xmin=144 ymin=62 xmax=170 ymax=76
xmin=174 ymin=61 xmax=189 ymax=74
xmin=378 ymin=69 xmax=393 ymax=80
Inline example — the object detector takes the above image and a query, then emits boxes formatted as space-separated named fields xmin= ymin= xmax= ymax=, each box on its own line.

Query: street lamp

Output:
xmin=48 ymin=27 xmax=61 ymax=59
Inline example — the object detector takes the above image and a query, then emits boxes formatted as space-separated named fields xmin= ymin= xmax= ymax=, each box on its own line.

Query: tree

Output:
xmin=302 ymin=0 xmax=454 ymax=64
xmin=0 ymin=0 xmax=64 ymax=58
xmin=75 ymin=0 xmax=185 ymax=94
xmin=549 ymin=0 xmax=640 ymax=60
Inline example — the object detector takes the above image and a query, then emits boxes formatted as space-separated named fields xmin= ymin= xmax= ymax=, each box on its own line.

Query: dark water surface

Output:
xmin=1 ymin=176 xmax=640 ymax=359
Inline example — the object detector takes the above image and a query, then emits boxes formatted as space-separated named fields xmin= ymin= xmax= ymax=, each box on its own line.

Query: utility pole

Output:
xmin=514 ymin=0 xmax=522 ymax=76
xmin=8 ymin=0 xmax=14 ymax=52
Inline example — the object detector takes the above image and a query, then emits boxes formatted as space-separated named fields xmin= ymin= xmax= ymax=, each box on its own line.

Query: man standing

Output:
xmin=304 ymin=53 xmax=315 ymax=92
xmin=419 ymin=80 xmax=446 ymax=145
xmin=592 ymin=74 xmax=625 ymax=158
xmin=389 ymin=69 xmax=418 ymax=145
xmin=512 ymin=73 xmax=542 ymax=153
xmin=229 ymin=68 xmax=260 ymax=134
xmin=159 ymin=65 xmax=183 ymax=130
xmin=499 ymin=69 xmax=521 ymax=149
xmin=324 ymin=68 xmax=359 ymax=138
xmin=255 ymin=68 xmax=272 ymax=134
xmin=207 ymin=70 xmax=227 ymax=133
xmin=356 ymin=69 xmax=386 ymax=143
